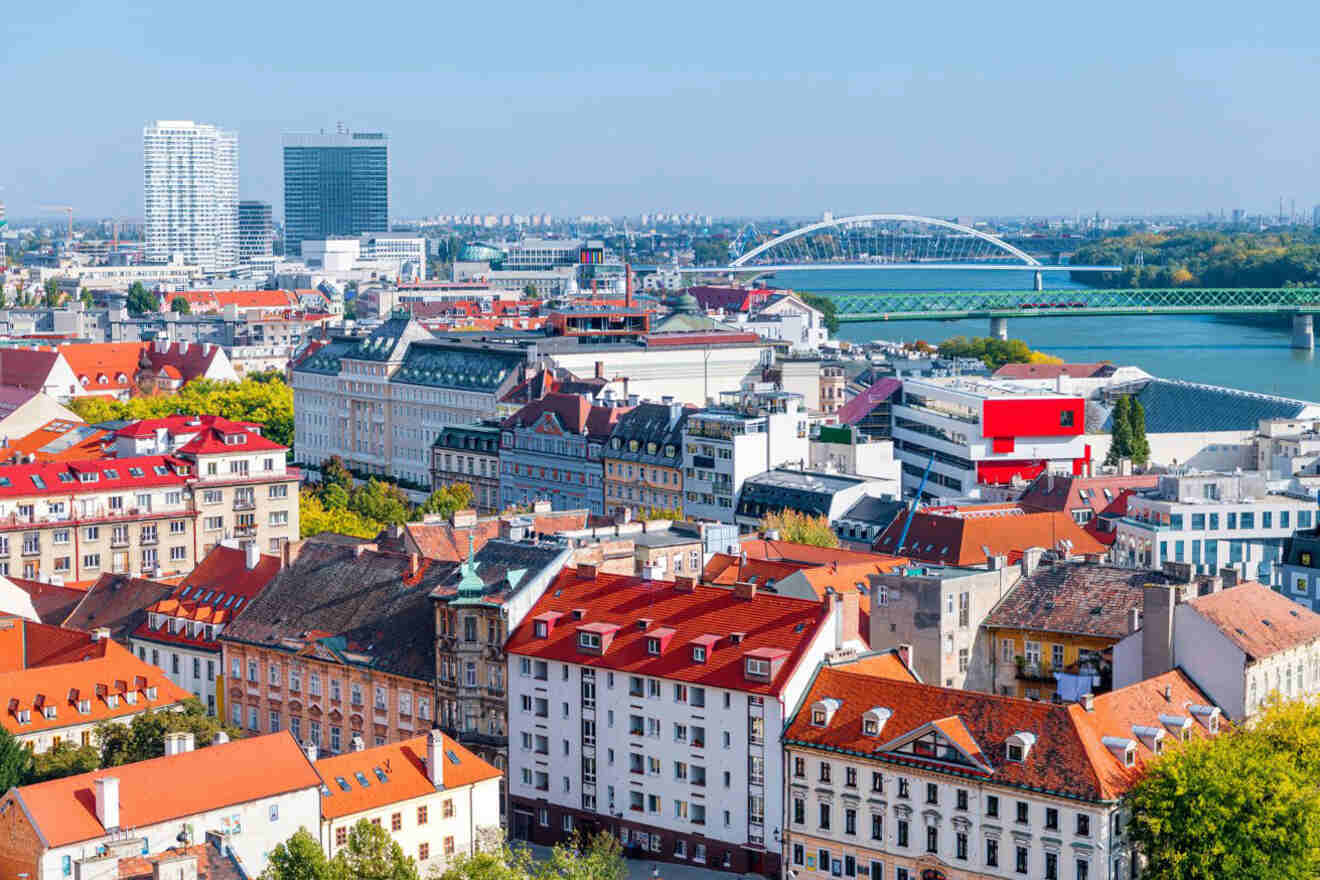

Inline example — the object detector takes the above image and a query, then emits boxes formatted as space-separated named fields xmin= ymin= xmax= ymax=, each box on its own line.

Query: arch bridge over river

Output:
xmin=679 ymin=214 xmax=1320 ymax=348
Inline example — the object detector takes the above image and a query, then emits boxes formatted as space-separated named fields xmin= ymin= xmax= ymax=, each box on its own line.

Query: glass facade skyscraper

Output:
xmin=143 ymin=120 xmax=239 ymax=271
xmin=282 ymin=129 xmax=388 ymax=257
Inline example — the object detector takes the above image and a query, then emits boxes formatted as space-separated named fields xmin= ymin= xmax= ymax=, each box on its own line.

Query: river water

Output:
xmin=776 ymin=268 xmax=1320 ymax=402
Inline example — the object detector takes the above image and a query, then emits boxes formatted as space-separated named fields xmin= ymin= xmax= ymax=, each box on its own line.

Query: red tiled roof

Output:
xmin=1019 ymin=473 xmax=1161 ymax=518
xmin=701 ymin=554 xmax=810 ymax=586
xmin=0 ymin=455 xmax=188 ymax=499
xmin=174 ymin=425 xmax=286 ymax=455
xmin=983 ymin=563 xmax=1156 ymax=640
xmin=873 ymin=508 xmax=1106 ymax=566
xmin=115 ymin=414 xmax=261 ymax=440
xmin=1185 ymin=582 xmax=1320 ymax=661
xmin=993 ymin=362 xmax=1114 ymax=380
xmin=502 ymin=392 xmax=630 ymax=442
xmin=403 ymin=510 xmax=590 ymax=562
xmin=506 ymin=568 xmax=831 ymax=695
xmin=315 ymin=732 xmax=500 ymax=821
xmin=0 ymin=617 xmax=105 ymax=671
xmin=9 ymin=731 xmax=320 ymax=847
xmin=740 ymin=538 xmax=906 ymax=567
xmin=132 ymin=546 xmax=281 ymax=650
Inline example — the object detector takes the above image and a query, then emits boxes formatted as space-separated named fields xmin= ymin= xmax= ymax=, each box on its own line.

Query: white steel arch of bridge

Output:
xmin=727 ymin=214 xmax=1042 ymax=268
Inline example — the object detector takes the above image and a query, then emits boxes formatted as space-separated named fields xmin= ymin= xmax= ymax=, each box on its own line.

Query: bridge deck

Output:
xmin=823 ymin=289 xmax=1320 ymax=322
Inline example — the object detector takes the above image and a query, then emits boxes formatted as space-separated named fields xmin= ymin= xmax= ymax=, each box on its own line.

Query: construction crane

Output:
xmin=39 ymin=205 xmax=73 ymax=245
xmin=895 ymin=451 xmax=936 ymax=556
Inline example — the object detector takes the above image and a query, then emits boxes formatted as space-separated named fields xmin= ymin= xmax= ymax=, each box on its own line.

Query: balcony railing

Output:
xmin=233 ymin=499 xmax=256 ymax=511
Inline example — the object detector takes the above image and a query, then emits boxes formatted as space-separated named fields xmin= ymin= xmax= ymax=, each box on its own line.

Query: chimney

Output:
xmin=673 ymin=576 xmax=696 ymax=593
xmin=1141 ymin=583 xmax=1178 ymax=680
xmin=407 ymin=553 xmax=420 ymax=577
xmin=625 ymin=263 xmax=633 ymax=309
xmin=282 ymin=540 xmax=295 ymax=569
xmin=427 ymin=728 xmax=445 ymax=787
xmin=1163 ymin=683 xmax=1172 ymax=702
xmin=92 ymin=627 xmax=111 ymax=641
xmin=1127 ymin=607 xmax=1141 ymax=634
xmin=532 ymin=500 xmax=552 ymax=514
xmin=212 ymin=730 xmax=229 ymax=746
xmin=1160 ymin=560 xmax=1194 ymax=584
xmin=351 ymin=734 xmax=365 ymax=752
xmin=839 ymin=590 xmax=861 ymax=645
xmin=1219 ymin=567 xmax=1240 ymax=588
xmin=1080 ymin=692 xmax=1095 ymax=712
xmin=734 ymin=581 xmax=757 ymax=600
xmin=1020 ymin=546 xmax=1045 ymax=578
xmin=245 ymin=541 xmax=260 ymax=571
xmin=451 ymin=508 xmax=477 ymax=529
xmin=152 ymin=853 xmax=199 ymax=880
xmin=94 ymin=776 xmax=120 ymax=830
xmin=594 ymin=360 xmax=604 ymax=380
xmin=163 ymin=731 xmax=195 ymax=756
xmin=577 ymin=563 xmax=597 ymax=579
xmin=303 ymin=742 xmax=318 ymax=762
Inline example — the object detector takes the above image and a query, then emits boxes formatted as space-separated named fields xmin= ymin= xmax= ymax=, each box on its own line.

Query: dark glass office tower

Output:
xmin=282 ymin=129 xmax=388 ymax=257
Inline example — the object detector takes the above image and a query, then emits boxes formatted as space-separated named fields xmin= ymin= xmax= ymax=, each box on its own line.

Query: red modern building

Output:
xmin=891 ymin=377 xmax=1089 ymax=499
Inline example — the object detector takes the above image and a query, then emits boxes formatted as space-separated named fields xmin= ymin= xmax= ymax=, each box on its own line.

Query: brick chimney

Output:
xmin=673 ymin=576 xmax=696 ymax=593
xmin=1219 ymin=567 xmax=1240 ymax=587
xmin=452 ymin=509 xmax=478 ymax=529
xmin=733 ymin=582 xmax=757 ymax=600
xmin=577 ymin=563 xmax=597 ymax=580
xmin=840 ymin=590 xmax=860 ymax=644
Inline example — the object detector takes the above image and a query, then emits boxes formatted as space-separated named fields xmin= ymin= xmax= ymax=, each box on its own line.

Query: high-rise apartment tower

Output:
xmin=238 ymin=200 xmax=275 ymax=260
xmin=143 ymin=120 xmax=238 ymax=271
xmin=282 ymin=127 xmax=388 ymax=257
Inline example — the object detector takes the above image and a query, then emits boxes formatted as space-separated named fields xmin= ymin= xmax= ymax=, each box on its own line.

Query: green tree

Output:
xmin=29 ymin=740 xmax=100 ymax=782
xmin=1129 ymin=399 xmax=1151 ymax=467
xmin=521 ymin=283 xmax=540 ymax=300
xmin=349 ymin=479 xmax=413 ymax=526
xmin=300 ymin=491 xmax=383 ymax=539
xmin=97 ymin=698 xmax=242 ymax=767
xmin=799 ymin=292 xmax=839 ymax=335
xmin=0 ymin=726 xmax=34 ymax=791
xmin=417 ymin=483 xmax=475 ymax=520
xmin=262 ymin=829 xmax=333 ymax=880
xmin=330 ymin=819 xmax=419 ymax=880
xmin=126 ymin=281 xmax=159 ymax=315
xmin=320 ymin=455 xmax=354 ymax=494
xmin=1105 ymin=395 xmax=1134 ymax=466
xmin=320 ymin=483 xmax=351 ymax=511
xmin=1127 ymin=700 xmax=1320 ymax=880
xmin=80 ymin=288 xmax=93 ymax=308
xmin=43 ymin=278 xmax=61 ymax=307
xmin=534 ymin=832 xmax=627 ymax=880
xmin=171 ymin=295 xmax=192 ymax=314
xmin=432 ymin=838 xmax=534 ymax=880
xmin=758 ymin=509 xmax=839 ymax=548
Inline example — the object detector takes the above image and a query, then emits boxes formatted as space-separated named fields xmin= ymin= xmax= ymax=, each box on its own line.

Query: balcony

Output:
xmin=233 ymin=497 xmax=257 ymax=511
xmin=234 ymin=526 xmax=258 ymax=538
xmin=110 ymin=536 xmax=130 ymax=548
xmin=139 ymin=535 xmax=158 ymax=547
xmin=20 ymin=545 xmax=40 ymax=557
xmin=1015 ymin=658 xmax=1055 ymax=683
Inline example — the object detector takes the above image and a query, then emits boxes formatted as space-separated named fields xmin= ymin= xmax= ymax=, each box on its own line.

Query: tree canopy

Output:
xmin=262 ymin=829 xmax=332 ymax=880
xmin=1127 ymin=699 xmax=1320 ymax=880
xmin=170 ymin=295 xmax=192 ymax=314
xmin=68 ymin=375 xmax=294 ymax=451
xmin=0 ymin=726 xmax=33 ymax=791
xmin=97 ymin=698 xmax=242 ymax=768
xmin=126 ymin=282 xmax=159 ymax=315
xmin=936 ymin=335 xmax=1061 ymax=370
xmin=1072 ymin=229 xmax=1320 ymax=289
xmin=799 ymin=292 xmax=839 ymax=335
xmin=1104 ymin=395 xmax=1148 ymax=467
xmin=758 ymin=509 xmax=839 ymax=548
xmin=435 ymin=831 xmax=625 ymax=880
xmin=329 ymin=819 xmax=419 ymax=880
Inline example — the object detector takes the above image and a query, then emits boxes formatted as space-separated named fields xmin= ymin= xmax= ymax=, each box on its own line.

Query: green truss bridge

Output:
xmin=825 ymin=287 xmax=1320 ymax=348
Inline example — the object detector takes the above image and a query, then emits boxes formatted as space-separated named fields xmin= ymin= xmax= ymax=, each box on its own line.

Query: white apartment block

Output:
xmin=143 ymin=120 xmax=238 ymax=272
xmin=505 ymin=568 xmax=846 ymax=876
xmin=681 ymin=390 xmax=809 ymax=525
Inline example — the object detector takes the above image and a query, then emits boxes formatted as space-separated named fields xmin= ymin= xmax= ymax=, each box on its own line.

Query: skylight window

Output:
xmin=336 ymin=776 xmax=351 ymax=792
xmin=153 ymin=465 xmax=168 ymax=475
xmin=57 ymin=473 xmax=73 ymax=483
xmin=104 ymin=469 xmax=119 ymax=479
xmin=29 ymin=476 xmax=45 ymax=489
xmin=446 ymin=749 xmax=461 ymax=764
xmin=373 ymin=767 xmax=389 ymax=783
xmin=355 ymin=772 xmax=370 ymax=787
xmin=128 ymin=467 xmax=144 ymax=477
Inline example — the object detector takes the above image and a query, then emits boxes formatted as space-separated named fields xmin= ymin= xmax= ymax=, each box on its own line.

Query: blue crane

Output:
xmin=895 ymin=451 xmax=935 ymax=555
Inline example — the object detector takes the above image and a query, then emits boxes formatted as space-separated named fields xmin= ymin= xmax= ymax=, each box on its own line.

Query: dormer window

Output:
xmin=1103 ymin=736 xmax=1138 ymax=767
xmin=579 ymin=632 xmax=601 ymax=650
xmin=534 ymin=621 xmax=548 ymax=638
xmin=692 ymin=646 xmax=707 ymax=663
xmin=1159 ymin=713 xmax=1193 ymax=741
xmin=124 ymin=691 xmax=137 ymax=705
xmin=106 ymin=694 xmax=119 ymax=709
xmin=43 ymin=706 xmax=56 ymax=720
xmin=78 ymin=699 xmax=90 ymax=714
xmin=646 ymin=637 xmax=661 ymax=655
xmin=1005 ymin=732 xmax=1037 ymax=763
xmin=1132 ymin=725 xmax=1167 ymax=754
xmin=146 ymin=686 xmax=157 ymax=700
xmin=1188 ymin=704 xmax=1221 ymax=734
xmin=746 ymin=658 xmax=770 ymax=678
xmin=810 ymin=698 xmax=841 ymax=727
xmin=811 ymin=708 xmax=826 ymax=725
xmin=16 ymin=710 xmax=29 ymax=724
xmin=862 ymin=707 xmax=893 ymax=737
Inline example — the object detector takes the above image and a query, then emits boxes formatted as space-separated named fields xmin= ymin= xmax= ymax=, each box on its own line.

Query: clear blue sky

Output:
xmin=4 ymin=0 xmax=1319 ymax=220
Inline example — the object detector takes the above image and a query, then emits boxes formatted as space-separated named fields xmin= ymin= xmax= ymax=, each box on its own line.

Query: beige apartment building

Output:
xmin=0 ymin=418 xmax=298 ymax=584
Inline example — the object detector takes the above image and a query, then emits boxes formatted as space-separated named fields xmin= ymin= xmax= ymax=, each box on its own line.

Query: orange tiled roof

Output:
xmin=315 ymin=732 xmax=500 ymax=821
xmin=9 ymin=731 xmax=320 ymax=847
xmin=873 ymin=508 xmax=1106 ymax=566
xmin=701 ymin=553 xmax=810 ymax=586
xmin=133 ymin=546 xmax=282 ymax=649
xmin=1185 ymin=582 xmax=1320 ymax=661
xmin=740 ymin=538 xmax=906 ymax=566
xmin=786 ymin=662 xmax=1221 ymax=804
xmin=0 ymin=639 xmax=192 ymax=737
xmin=3 ymin=419 xmax=112 ymax=463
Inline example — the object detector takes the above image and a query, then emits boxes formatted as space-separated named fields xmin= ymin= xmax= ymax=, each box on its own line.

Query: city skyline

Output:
xmin=5 ymin=0 xmax=1320 ymax=219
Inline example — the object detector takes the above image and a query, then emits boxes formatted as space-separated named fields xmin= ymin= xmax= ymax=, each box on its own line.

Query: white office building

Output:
xmin=681 ymin=390 xmax=809 ymax=525
xmin=143 ymin=120 xmax=238 ymax=272
xmin=1112 ymin=471 xmax=1318 ymax=583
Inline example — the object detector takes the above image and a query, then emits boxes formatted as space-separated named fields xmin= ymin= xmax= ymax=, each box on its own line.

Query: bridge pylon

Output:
xmin=1294 ymin=314 xmax=1315 ymax=350
xmin=990 ymin=317 xmax=1009 ymax=341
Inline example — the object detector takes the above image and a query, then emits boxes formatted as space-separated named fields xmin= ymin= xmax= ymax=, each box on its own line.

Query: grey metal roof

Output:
xmin=392 ymin=342 xmax=526 ymax=392
xmin=605 ymin=403 xmax=692 ymax=467
xmin=839 ymin=496 xmax=907 ymax=528
xmin=736 ymin=468 xmax=866 ymax=519
xmin=1101 ymin=379 xmax=1311 ymax=434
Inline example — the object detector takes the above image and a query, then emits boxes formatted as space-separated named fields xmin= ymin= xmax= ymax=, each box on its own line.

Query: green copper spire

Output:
xmin=454 ymin=532 xmax=485 ymax=602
